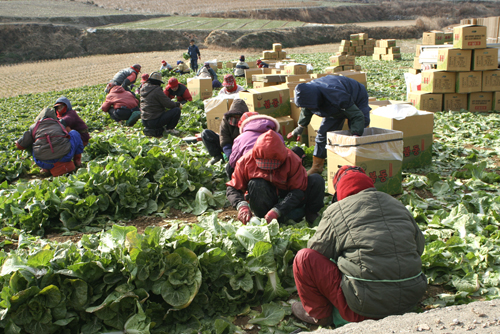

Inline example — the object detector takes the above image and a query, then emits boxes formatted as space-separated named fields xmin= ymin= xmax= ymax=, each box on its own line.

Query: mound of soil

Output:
xmin=204 ymin=30 xmax=232 ymax=48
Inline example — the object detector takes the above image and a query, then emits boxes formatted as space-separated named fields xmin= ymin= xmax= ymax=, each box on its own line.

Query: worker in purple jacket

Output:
xmin=54 ymin=97 xmax=90 ymax=146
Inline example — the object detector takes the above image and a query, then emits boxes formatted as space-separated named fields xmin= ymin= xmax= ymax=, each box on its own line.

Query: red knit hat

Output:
xmin=161 ymin=60 xmax=166 ymax=65
xmin=141 ymin=73 xmax=149 ymax=83
xmin=256 ymin=59 xmax=262 ymax=64
xmin=168 ymin=77 xmax=179 ymax=88
xmin=237 ymin=111 xmax=259 ymax=128
xmin=223 ymin=74 xmax=235 ymax=87
xmin=333 ymin=165 xmax=374 ymax=201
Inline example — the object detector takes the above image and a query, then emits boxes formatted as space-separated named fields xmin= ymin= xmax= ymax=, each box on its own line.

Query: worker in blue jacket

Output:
xmin=288 ymin=75 xmax=370 ymax=175
xmin=188 ymin=39 xmax=201 ymax=72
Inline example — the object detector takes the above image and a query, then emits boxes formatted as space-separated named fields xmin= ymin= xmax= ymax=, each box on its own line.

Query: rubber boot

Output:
xmin=307 ymin=157 xmax=325 ymax=176
xmin=73 ymin=154 xmax=82 ymax=167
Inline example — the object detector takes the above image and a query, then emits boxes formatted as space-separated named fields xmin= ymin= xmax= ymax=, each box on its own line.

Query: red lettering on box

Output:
xmin=272 ymin=98 xmax=279 ymax=108
xmin=403 ymin=146 xmax=411 ymax=157
xmin=379 ymin=170 xmax=388 ymax=183
xmin=264 ymin=100 xmax=271 ymax=109
xmin=412 ymin=145 xmax=420 ymax=156
xmin=369 ymin=171 xmax=377 ymax=183
xmin=421 ymin=138 xmax=425 ymax=151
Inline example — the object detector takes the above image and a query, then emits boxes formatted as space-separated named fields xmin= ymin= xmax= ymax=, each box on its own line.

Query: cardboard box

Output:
xmin=415 ymin=45 xmax=422 ymax=57
xmin=275 ymin=116 xmax=294 ymax=141
xmin=373 ymin=54 xmax=382 ymax=60
xmin=244 ymin=68 xmax=264 ymax=85
xmin=437 ymin=49 xmax=472 ymax=71
xmin=493 ymin=92 xmax=500 ymax=111
xmin=278 ymin=51 xmax=287 ymax=59
xmin=339 ymin=46 xmax=349 ymax=52
xmin=369 ymin=110 xmax=434 ymax=169
xmin=354 ymin=65 xmax=362 ymax=71
xmin=346 ymin=55 xmax=356 ymax=66
xmin=262 ymin=51 xmax=278 ymax=60
xmin=472 ymin=48 xmax=499 ymax=71
xmin=482 ymin=70 xmax=500 ymax=92
xmin=252 ymin=74 xmax=287 ymax=83
xmin=359 ymin=33 xmax=368 ymax=40
xmin=326 ymin=128 xmax=403 ymax=195
xmin=443 ymin=93 xmax=468 ymax=111
xmin=271 ymin=69 xmax=282 ymax=75
xmin=284 ymin=64 xmax=307 ymax=75
xmin=366 ymin=38 xmax=376 ymax=46
xmin=423 ymin=31 xmax=444 ymax=45
xmin=381 ymin=54 xmax=402 ymax=61
xmin=337 ymin=71 xmax=367 ymax=87
xmin=187 ymin=78 xmax=212 ymax=100
xmin=239 ymin=86 xmax=291 ymax=118
xmin=421 ymin=70 xmax=456 ymax=93
xmin=329 ymin=55 xmax=346 ymax=67
xmin=325 ymin=66 xmax=343 ymax=74
xmin=340 ymin=40 xmax=349 ymax=46
xmin=453 ymin=25 xmax=487 ymax=49
xmin=413 ymin=57 xmax=421 ymax=70
xmin=286 ymin=74 xmax=311 ymax=82
xmin=379 ymin=39 xmax=397 ymax=48
xmin=369 ymin=100 xmax=392 ymax=110
xmin=409 ymin=91 xmax=443 ymax=112
xmin=350 ymin=34 xmax=359 ymax=41
xmin=253 ymin=81 xmax=278 ymax=89
xmin=310 ymin=73 xmax=330 ymax=79
xmin=409 ymin=68 xmax=421 ymax=75
xmin=468 ymin=92 xmax=493 ymax=112
xmin=225 ymin=61 xmax=237 ymax=68
xmin=444 ymin=32 xmax=453 ymax=43
xmin=290 ymin=100 xmax=301 ymax=126
xmin=278 ymin=82 xmax=300 ymax=99
xmin=204 ymin=97 xmax=234 ymax=132
xmin=388 ymin=47 xmax=401 ymax=54
xmin=273 ymin=43 xmax=282 ymax=52
xmin=455 ymin=71 xmax=482 ymax=93
xmin=374 ymin=47 xmax=388 ymax=55
xmin=343 ymin=65 xmax=353 ymax=71
xmin=247 ymin=61 xmax=257 ymax=69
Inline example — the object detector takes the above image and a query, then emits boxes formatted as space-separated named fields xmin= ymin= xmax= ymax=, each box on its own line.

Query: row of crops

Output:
xmin=0 ymin=53 xmax=499 ymax=333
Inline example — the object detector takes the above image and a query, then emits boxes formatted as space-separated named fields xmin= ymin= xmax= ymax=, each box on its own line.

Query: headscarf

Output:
xmin=223 ymin=74 xmax=237 ymax=92
xmin=34 ymin=107 xmax=57 ymax=123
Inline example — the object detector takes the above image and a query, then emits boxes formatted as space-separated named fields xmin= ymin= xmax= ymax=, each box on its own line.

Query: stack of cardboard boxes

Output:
xmin=262 ymin=43 xmax=288 ymax=61
xmin=410 ymin=24 xmax=500 ymax=112
xmin=326 ymin=55 xmax=361 ymax=73
xmin=372 ymin=39 xmax=401 ymax=61
xmin=338 ymin=33 xmax=375 ymax=57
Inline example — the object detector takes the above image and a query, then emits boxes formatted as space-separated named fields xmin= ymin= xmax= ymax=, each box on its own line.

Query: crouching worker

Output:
xmin=54 ymin=97 xmax=90 ymax=146
xmin=292 ymin=166 xmax=427 ymax=327
xmin=101 ymin=82 xmax=141 ymax=126
xmin=201 ymin=99 xmax=249 ymax=165
xmin=16 ymin=108 xmax=84 ymax=176
xmin=288 ymin=75 xmax=370 ymax=176
xmin=226 ymin=130 xmax=324 ymax=225
xmin=140 ymin=72 xmax=182 ymax=137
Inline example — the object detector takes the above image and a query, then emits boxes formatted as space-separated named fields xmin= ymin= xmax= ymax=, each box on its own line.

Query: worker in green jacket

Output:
xmin=292 ymin=165 xmax=427 ymax=327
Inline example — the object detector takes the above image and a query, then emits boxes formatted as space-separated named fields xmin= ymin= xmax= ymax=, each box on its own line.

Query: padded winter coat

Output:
xmin=101 ymin=86 xmax=138 ymax=112
xmin=307 ymin=188 xmax=427 ymax=318
xmin=140 ymin=83 xmax=181 ymax=121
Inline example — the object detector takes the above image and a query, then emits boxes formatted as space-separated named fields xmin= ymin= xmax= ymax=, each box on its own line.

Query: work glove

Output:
xmin=287 ymin=125 xmax=305 ymax=141
xmin=264 ymin=208 xmax=280 ymax=223
xmin=237 ymin=201 xmax=252 ymax=225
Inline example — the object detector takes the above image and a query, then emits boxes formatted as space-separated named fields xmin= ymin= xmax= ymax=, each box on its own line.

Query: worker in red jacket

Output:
xmin=101 ymin=82 xmax=141 ymax=126
xmin=226 ymin=130 xmax=324 ymax=225
xmin=163 ymin=77 xmax=192 ymax=104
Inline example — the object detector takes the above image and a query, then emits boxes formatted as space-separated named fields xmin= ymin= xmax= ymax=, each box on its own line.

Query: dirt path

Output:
xmin=0 ymin=39 xmax=419 ymax=98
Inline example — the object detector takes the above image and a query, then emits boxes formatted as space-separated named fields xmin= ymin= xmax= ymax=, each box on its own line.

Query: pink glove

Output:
xmin=264 ymin=208 xmax=280 ymax=223
xmin=237 ymin=202 xmax=252 ymax=225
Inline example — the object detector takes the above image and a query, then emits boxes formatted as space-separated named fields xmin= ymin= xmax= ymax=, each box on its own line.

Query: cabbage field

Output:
xmin=0 ymin=52 xmax=500 ymax=334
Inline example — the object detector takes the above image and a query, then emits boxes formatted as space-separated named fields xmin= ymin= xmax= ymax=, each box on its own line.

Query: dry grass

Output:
xmin=0 ymin=39 xmax=421 ymax=98
xmin=73 ymin=0 xmax=317 ymax=15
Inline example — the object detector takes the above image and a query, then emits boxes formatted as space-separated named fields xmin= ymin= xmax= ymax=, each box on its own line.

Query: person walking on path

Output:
xmin=188 ymin=39 xmax=201 ymax=73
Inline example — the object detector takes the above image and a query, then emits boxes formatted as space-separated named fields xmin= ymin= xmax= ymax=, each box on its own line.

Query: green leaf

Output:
xmin=249 ymin=302 xmax=286 ymax=326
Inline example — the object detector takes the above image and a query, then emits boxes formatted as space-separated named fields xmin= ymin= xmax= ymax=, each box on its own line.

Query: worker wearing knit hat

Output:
xmin=218 ymin=74 xmax=245 ymax=95
xmin=292 ymin=165 xmax=426 ymax=328
xmin=107 ymin=64 xmax=141 ymax=93
xmin=234 ymin=55 xmax=249 ymax=77
xmin=160 ymin=60 xmax=173 ymax=72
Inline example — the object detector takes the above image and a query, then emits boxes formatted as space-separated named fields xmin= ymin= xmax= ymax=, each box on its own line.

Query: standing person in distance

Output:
xmin=140 ymin=72 xmax=182 ymax=137
xmin=234 ymin=55 xmax=249 ymax=77
xmin=106 ymin=64 xmax=141 ymax=93
xmin=187 ymin=39 xmax=201 ymax=73
xmin=288 ymin=75 xmax=370 ymax=176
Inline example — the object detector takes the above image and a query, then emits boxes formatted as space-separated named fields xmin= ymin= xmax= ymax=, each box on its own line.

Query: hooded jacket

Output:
xmin=140 ymin=83 xmax=181 ymax=121
xmin=112 ymin=67 xmax=138 ymax=88
xmin=101 ymin=86 xmax=138 ymax=112
xmin=307 ymin=187 xmax=427 ymax=318
xmin=55 ymin=97 xmax=90 ymax=144
xmin=219 ymin=99 xmax=248 ymax=149
xmin=229 ymin=115 xmax=283 ymax=168
xmin=17 ymin=108 xmax=71 ymax=161
xmin=295 ymin=76 xmax=370 ymax=135
xmin=226 ymin=130 xmax=308 ymax=213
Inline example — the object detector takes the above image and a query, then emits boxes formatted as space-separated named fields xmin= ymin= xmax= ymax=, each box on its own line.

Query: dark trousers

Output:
xmin=109 ymin=106 xmax=139 ymax=122
xmin=201 ymin=129 xmax=222 ymax=157
xmin=247 ymin=174 xmax=325 ymax=220
xmin=141 ymin=108 xmax=181 ymax=130
xmin=190 ymin=58 xmax=198 ymax=72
